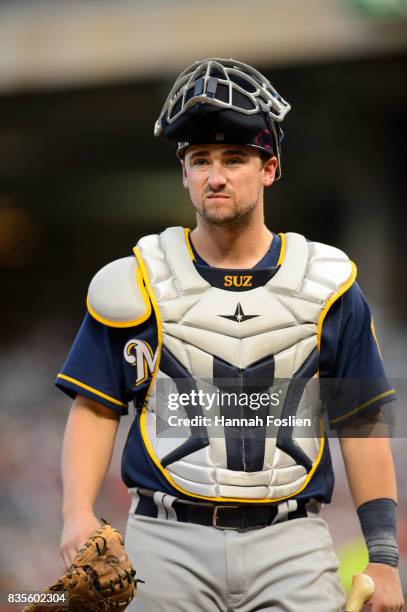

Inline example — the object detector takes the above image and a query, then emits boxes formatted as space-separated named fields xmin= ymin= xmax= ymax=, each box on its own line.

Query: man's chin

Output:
xmin=200 ymin=202 xmax=258 ymax=226
xmin=200 ymin=210 xmax=241 ymax=226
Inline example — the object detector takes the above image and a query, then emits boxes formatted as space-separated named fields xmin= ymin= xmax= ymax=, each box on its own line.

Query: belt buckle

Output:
xmin=212 ymin=505 xmax=240 ymax=530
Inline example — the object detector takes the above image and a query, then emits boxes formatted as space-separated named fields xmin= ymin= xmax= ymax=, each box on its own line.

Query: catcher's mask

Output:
xmin=154 ymin=58 xmax=291 ymax=180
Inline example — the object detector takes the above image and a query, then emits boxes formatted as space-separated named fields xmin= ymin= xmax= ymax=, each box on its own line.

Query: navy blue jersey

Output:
xmin=56 ymin=232 xmax=395 ymax=504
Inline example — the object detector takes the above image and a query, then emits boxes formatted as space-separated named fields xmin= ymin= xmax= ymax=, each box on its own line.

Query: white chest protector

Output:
xmin=88 ymin=227 xmax=356 ymax=503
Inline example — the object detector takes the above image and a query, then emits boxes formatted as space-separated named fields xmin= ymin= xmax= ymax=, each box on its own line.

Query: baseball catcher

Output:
xmin=54 ymin=58 xmax=404 ymax=611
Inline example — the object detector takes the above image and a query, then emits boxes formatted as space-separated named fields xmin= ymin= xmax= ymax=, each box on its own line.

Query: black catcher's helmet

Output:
xmin=154 ymin=58 xmax=291 ymax=180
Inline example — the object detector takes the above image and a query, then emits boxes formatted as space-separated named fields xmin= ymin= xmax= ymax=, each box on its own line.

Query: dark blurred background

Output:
xmin=0 ymin=0 xmax=406 ymax=606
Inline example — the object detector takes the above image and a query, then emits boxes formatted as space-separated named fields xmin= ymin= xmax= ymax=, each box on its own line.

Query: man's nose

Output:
xmin=207 ymin=163 xmax=227 ymax=191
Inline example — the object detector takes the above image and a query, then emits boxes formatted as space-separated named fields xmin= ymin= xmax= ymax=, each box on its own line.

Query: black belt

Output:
xmin=135 ymin=490 xmax=308 ymax=531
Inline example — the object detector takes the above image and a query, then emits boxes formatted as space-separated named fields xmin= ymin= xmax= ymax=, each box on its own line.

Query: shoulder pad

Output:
xmin=87 ymin=256 xmax=152 ymax=327
xmin=308 ymin=240 xmax=356 ymax=289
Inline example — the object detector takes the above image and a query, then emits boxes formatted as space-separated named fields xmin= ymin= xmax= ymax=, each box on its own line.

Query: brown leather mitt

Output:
xmin=23 ymin=521 xmax=140 ymax=611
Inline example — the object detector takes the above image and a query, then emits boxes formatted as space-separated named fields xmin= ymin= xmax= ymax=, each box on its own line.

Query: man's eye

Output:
xmin=227 ymin=158 xmax=243 ymax=165
xmin=192 ymin=159 xmax=208 ymax=166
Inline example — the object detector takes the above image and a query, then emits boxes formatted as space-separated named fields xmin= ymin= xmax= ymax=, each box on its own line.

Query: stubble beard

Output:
xmin=196 ymin=197 xmax=259 ymax=229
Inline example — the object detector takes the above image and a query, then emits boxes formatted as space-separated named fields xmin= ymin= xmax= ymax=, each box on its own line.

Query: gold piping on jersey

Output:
xmin=56 ymin=373 xmax=127 ymax=408
xmin=370 ymin=317 xmax=383 ymax=358
xmin=330 ymin=389 xmax=396 ymax=425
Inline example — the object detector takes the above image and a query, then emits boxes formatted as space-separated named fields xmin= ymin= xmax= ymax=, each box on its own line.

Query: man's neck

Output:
xmin=190 ymin=220 xmax=273 ymax=269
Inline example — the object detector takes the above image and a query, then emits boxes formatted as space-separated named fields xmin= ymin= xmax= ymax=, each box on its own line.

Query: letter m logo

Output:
xmin=124 ymin=339 xmax=158 ymax=386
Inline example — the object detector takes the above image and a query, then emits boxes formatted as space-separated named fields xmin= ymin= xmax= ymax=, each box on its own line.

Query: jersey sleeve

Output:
xmin=55 ymin=312 xmax=158 ymax=416
xmin=319 ymin=282 xmax=396 ymax=427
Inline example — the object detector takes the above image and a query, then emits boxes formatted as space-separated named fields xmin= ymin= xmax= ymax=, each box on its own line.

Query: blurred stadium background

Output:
xmin=0 ymin=0 xmax=406 ymax=607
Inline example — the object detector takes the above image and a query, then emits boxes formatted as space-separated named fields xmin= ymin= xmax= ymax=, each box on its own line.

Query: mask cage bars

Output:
xmin=154 ymin=58 xmax=291 ymax=137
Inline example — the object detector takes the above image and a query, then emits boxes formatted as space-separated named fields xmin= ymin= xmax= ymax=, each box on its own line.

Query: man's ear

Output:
xmin=181 ymin=160 xmax=188 ymax=189
xmin=262 ymin=156 xmax=278 ymax=187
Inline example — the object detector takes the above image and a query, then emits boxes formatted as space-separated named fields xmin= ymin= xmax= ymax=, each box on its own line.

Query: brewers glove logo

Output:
xmin=124 ymin=339 xmax=158 ymax=386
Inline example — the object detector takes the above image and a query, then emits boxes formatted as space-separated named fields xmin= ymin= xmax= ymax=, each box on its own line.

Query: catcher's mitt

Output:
xmin=23 ymin=521 xmax=141 ymax=611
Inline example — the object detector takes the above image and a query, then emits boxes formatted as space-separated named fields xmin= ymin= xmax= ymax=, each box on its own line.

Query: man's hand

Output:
xmin=26 ymin=522 xmax=138 ymax=612
xmin=60 ymin=511 xmax=102 ymax=569
xmin=362 ymin=563 xmax=404 ymax=611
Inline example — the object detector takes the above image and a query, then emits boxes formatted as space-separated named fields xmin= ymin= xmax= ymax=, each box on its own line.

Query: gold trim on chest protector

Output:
xmin=277 ymin=233 xmax=286 ymax=267
xmin=183 ymin=228 xmax=196 ymax=261
xmin=316 ymin=261 xmax=357 ymax=351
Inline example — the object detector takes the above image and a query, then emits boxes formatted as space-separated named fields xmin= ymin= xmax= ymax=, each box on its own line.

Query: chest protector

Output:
xmin=130 ymin=227 xmax=356 ymax=503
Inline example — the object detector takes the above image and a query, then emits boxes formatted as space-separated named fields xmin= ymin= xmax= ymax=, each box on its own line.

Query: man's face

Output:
xmin=182 ymin=144 xmax=278 ymax=226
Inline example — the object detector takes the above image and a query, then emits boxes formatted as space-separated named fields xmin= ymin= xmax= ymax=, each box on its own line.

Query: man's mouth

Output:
xmin=206 ymin=194 xmax=230 ymax=200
